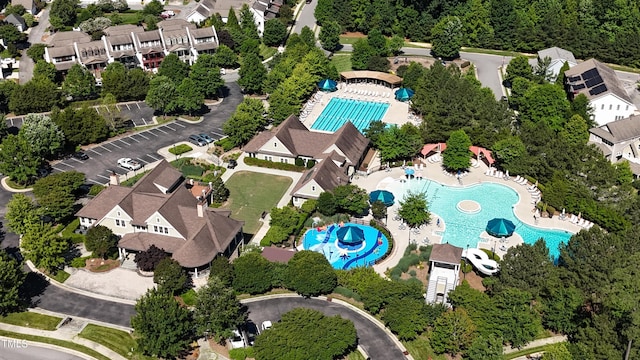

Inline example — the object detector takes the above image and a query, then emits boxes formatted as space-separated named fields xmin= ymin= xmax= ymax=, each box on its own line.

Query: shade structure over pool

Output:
xmin=369 ymin=190 xmax=395 ymax=206
xmin=486 ymin=218 xmax=516 ymax=237
xmin=336 ymin=226 xmax=365 ymax=245
xmin=318 ymin=78 xmax=338 ymax=91
xmin=394 ymin=87 xmax=415 ymax=101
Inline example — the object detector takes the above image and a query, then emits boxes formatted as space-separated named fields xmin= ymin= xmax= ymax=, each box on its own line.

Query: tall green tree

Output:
xmin=559 ymin=114 xmax=589 ymax=147
xmin=285 ymin=251 xmax=337 ymax=297
xmin=153 ymin=258 xmax=188 ymax=296
xmin=495 ymin=239 xmax=556 ymax=298
xmin=505 ymin=55 xmax=533 ymax=83
xmin=398 ymin=191 xmax=430 ymax=230
xmin=0 ymin=80 xmax=18 ymax=114
xmin=145 ymin=76 xmax=177 ymax=116
xmin=33 ymin=60 xmax=57 ymax=83
xmin=466 ymin=335 xmax=504 ymax=360
xmin=209 ymin=256 xmax=234 ymax=287
xmin=62 ymin=64 xmax=98 ymax=100
xmin=492 ymin=136 xmax=526 ymax=171
xmin=21 ymin=221 xmax=70 ymax=273
xmin=194 ymin=276 xmax=246 ymax=341
xmin=50 ymin=0 xmax=80 ymax=29
xmin=263 ymin=19 xmax=287 ymax=46
xmin=351 ymin=38 xmax=373 ymax=70
xmin=541 ymin=343 xmax=573 ymax=360
xmin=555 ymin=61 xmax=570 ymax=87
xmin=131 ymin=288 xmax=194 ymax=358
xmin=222 ymin=97 xmax=265 ymax=147
xmin=212 ymin=44 xmax=238 ymax=68
xmin=367 ymin=28 xmax=388 ymax=56
xmin=20 ymin=114 xmax=65 ymax=159
xmin=158 ymin=53 xmax=190 ymax=84
xmin=232 ymin=252 xmax=273 ymax=294
xmin=319 ymin=21 xmax=341 ymax=52
xmin=101 ymin=62 xmax=128 ymax=100
xmin=431 ymin=308 xmax=477 ymax=356
xmin=239 ymin=4 xmax=259 ymax=40
xmin=0 ymin=251 xmax=26 ymax=316
xmin=5 ymin=194 xmax=39 ymax=235
xmin=9 ymin=78 xmax=61 ymax=115
xmin=85 ymin=225 xmax=118 ymax=259
xmin=238 ymin=52 xmax=267 ymax=94
xmin=189 ymin=54 xmax=224 ymax=99
xmin=431 ymin=16 xmax=463 ymax=59
xmin=377 ymin=124 xmax=422 ymax=162
xmin=0 ymin=135 xmax=41 ymax=185
xmin=333 ymin=184 xmax=369 ymax=215
xmin=32 ymin=171 xmax=84 ymax=222
xmin=381 ymin=298 xmax=430 ymax=340
xmin=175 ymin=78 xmax=203 ymax=116
xmin=51 ymin=106 xmax=109 ymax=146
xmin=443 ymin=129 xmax=472 ymax=171
xmin=520 ymin=84 xmax=570 ymax=131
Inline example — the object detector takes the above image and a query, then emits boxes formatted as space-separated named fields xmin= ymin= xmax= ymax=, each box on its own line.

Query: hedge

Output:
xmin=181 ymin=164 xmax=204 ymax=177
xmin=168 ymin=144 xmax=193 ymax=155
xmin=369 ymin=219 xmax=394 ymax=264
xmin=214 ymin=137 xmax=235 ymax=152
xmin=244 ymin=157 xmax=307 ymax=172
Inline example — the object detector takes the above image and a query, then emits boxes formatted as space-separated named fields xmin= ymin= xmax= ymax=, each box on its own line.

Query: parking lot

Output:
xmin=94 ymin=101 xmax=156 ymax=127
xmin=47 ymin=82 xmax=243 ymax=185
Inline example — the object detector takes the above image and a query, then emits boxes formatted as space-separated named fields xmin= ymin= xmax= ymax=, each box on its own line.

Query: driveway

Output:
xmin=48 ymin=82 xmax=243 ymax=185
xmin=20 ymin=8 xmax=50 ymax=84
xmin=245 ymin=297 xmax=406 ymax=359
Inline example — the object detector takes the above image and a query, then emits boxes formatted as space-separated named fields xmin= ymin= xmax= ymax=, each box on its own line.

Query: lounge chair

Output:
xmin=519 ymin=178 xmax=528 ymax=185
xmin=515 ymin=175 xmax=522 ymax=182
xmin=585 ymin=222 xmax=594 ymax=229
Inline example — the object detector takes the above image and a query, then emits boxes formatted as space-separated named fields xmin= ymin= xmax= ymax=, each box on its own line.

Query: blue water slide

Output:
xmin=342 ymin=232 xmax=383 ymax=270
xmin=321 ymin=225 xmax=336 ymax=244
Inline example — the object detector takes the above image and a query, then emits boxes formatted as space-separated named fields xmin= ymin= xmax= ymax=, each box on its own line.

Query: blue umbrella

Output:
xmin=318 ymin=79 xmax=337 ymax=91
xmin=336 ymin=226 xmax=365 ymax=245
xmin=394 ymin=87 xmax=415 ymax=101
xmin=486 ymin=218 xmax=516 ymax=237
xmin=369 ymin=190 xmax=395 ymax=206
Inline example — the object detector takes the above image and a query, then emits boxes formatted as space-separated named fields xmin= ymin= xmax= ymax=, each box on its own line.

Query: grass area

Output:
xmin=0 ymin=329 xmax=110 ymax=360
xmin=504 ymin=343 xmax=560 ymax=359
xmin=60 ymin=218 xmax=86 ymax=244
xmin=345 ymin=349 xmax=366 ymax=360
xmin=339 ymin=36 xmax=366 ymax=45
xmin=48 ymin=270 xmax=71 ymax=283
xmin=0 ymin=312 xmax=61 ymax=331
xmin=331 ymin=54 xmax=352 ymax=72
xmin=79 ymin=324 xmax=153 ymax=360
xmin=608 ymin=63 xmax=640 ymax=74
xmin=237 ymin=288 xmax=295 ymax=300
xmin=4 ymin=178 xmax=30 ymax=190
xmin=402 ymin=334 xmax=447 ymax=360
xmin=222 ymin=171 xmax=292 ymax=235
xmin=461 ymin=47 xmax=533 ymax=58
xmin=179 ymin=288 xmax=197 ymax=306
xmin=260 ymin=44 xmax=278 ymax=60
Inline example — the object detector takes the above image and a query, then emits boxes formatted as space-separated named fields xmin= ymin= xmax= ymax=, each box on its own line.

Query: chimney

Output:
xmin=197 ymin=200 xmax=204 ymax=217
xmin=109 ymin=172 xmax=120 ymax=186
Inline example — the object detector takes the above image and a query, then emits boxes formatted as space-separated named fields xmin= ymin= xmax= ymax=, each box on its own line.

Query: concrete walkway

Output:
xmin=504 ymin=335 xmax=567 ymax=356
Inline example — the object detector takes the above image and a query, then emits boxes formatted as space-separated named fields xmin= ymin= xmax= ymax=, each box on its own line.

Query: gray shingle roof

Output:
xmin=5 ymin=14 xmax=27 ymax=29
xmin=565 ymin=58 xmax=631 ymax=103
xmin=537 ymin=46 xmax=576 ymax=63
xmin=429 ymin=243 xmax=463 ymax=265
xmin=590 ymin=114 xmax=640 ymax=143
xmin=290 ymin=156 xmax=347 ymax=197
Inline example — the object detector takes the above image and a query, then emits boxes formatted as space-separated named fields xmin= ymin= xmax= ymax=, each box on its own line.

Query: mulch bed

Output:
xmin=85 ymin=259 xmax=120 ymax=272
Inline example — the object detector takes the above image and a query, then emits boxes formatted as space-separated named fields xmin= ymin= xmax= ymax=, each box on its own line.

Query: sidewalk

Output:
xmin=504 ymin=335 xmax=567 ymax=357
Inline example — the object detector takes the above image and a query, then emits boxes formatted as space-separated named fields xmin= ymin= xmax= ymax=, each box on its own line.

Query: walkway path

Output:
xmin=504 ymin=334 xmax=567 ymax=356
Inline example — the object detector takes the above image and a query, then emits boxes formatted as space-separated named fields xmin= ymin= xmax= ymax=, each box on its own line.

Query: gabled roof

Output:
xmin=537 ymin=47 xmax=576 ymax=63
xmin=429 ymin=243 xmax=463 ymax=265
xmin=47 ymin=46 xmax=76 ymax=58
xmin=136 ymin=30 xmax=161 ymax=42
xmin=291 ymin=157 xmax=346 ymax=197
xmin=50 ymin=31 xmax=91 ymax=47
xmin=11 ymin=0 xmax=33 ymax=10
xmin=244 ymin=115 xmax=370 ymax=166
xmin=565 ymin=58 xmax=632 ymax=103
xmin=5 ymin=14 xmax=27 ymax=29
xmin=103 ymin=24 xmax=145 ymax=36
xmin=158 ymin=19 xmax=196 ymax=31
xmin=107 ymin=34 xmax=134 ymax=46
xmin=77 ymin=160 xmax=244 ymax=268
xmin=589 ymin=114 xmax=640 ymax=143
xmin=261 ymin=246 xmax=295 ymax=263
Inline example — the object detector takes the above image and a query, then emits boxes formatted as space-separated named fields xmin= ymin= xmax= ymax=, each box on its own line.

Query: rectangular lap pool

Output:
xmin=310 ymin=97 xmax=389 ymax=133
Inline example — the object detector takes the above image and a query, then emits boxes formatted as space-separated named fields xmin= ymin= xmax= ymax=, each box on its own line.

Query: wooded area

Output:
xmin=315 ymin=0 xmax=640 ymax=66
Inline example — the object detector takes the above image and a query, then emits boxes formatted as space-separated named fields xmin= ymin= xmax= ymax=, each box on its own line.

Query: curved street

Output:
xmin=0 ymin=338 xmax=86 ymax=360
xmin=245 ymin=297 xmax=406 ymax=359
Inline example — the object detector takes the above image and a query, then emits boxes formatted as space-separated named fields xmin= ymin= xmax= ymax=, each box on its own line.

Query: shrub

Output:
xmin=418 ymin=246 xmax=432 ymax=262
xmin=306 ymin=159 xmax=316 ymax=168
xmin=332 ymin=286 xmax=362 ymax=301
xmin=71 ymin=256 xmax=91 ymax=268
xmin=214 ymin=137 xmax=235 ymax=151
xmin=88 ymin=184 xmax=105 ymax=196
xmin=169 ymin=144 xmax=193 ymax=155
xmin=134 ymin=245 xmax=169 ymax=271
xmin=408 ymin=269 xmax=417 ymax=277
xmin=261 ymin=225 xmax=289 ymax=246
xmin=300 ymin=199 xmax=317 ymax=214
xmin=295 ymin=157 xmax=305 ymax=166
xmin=181 ymin=164 xmax=204 ymax=177
xmin=244 ymin=157 xmax=307 ymax=172
xmin=61 ymin=218 xmax=85 ymax=244
xmin=480 ymin=248 xmax=500 ymax=261
xmin=404 ymin=243 xmax=418 ymax=256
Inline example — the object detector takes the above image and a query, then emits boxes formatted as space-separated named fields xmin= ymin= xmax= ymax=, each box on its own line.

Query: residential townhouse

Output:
xmin=589 ymin=114 xmax=640 ymax=177
xmin=537 ymin=46 xmax=577 ymax=82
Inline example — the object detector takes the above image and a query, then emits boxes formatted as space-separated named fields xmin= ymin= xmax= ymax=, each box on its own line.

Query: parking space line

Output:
xmin=147 ymin=154 xmax=161 ymax=161
xmin=164 ymin=125 xmax=176 ymax=131
xmin=154 ymin=128 xmax=168 ymax=134
xmin=70 ymin=158 xmax=84 ymax=163
xmin=144 ymin=130 xmax=160 ymax=137
xmin=117 ymin=139 xmax=130 ymax=146
xmin=97 ymin=174 xmax=112 ymax=180
xmin=88 ymin=179 xmax=105 ymax=185
xmin=89 ymin=149 xmax=102 ymax=155
xmin=52 ymin=166 xmax=66 ymax=172
xmin=127 ymin=135 xmax=140 ymax=142
xmin=126 ymin=104 xmax=131 ymax=110
xmin=136 ymin=133 xmax=150 ymax=140
xmin=136 ymin=103 xmax=141 ymax=109
xmin=116 ymin=104 xmax=123 ymax=111
xmin=99 ymin=146 xmax=112 ymax=152
xmin=141 ymin=118 xmax=148 ymax=125
xmin=136 ymin=158 xmax=151 ymax=165
xmin=106 ymin=142 xmax=122 ymax=149
xmin=173 ymin=122 xmax=186 ymax=128
xmin=211 ymin=130 xmax=225 ymax=137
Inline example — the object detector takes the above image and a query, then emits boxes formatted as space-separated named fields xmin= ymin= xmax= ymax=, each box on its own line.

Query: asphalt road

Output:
xmin=245 ymin=297 xmax=406 ymax=360
xmin=49 ymin=82 xmax=243 ymax=185
xmin=293 ymin=0 xmax=318 ymax=34
xmin=0 ymin=339 xmax=85 ymax=360
xmin=20 ymin=8 xmax=50 ymax=84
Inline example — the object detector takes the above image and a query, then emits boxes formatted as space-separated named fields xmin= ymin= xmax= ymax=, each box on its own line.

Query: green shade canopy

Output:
xmin=336 ymin=226 xmax=365 ymax=245
xmin=394 ymin=87 xmax=415 ymax=101
xmin=486 ymin=218 xmax=516 ymax=237
xmin=369 ymin=190 xmax=395 ymax=206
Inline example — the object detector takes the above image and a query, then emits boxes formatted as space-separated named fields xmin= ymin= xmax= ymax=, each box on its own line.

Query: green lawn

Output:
xmin=79 ymin=324 xmax=153 ymax=360
xmin=331 ymin=54 xmax=352 ymax=72
xmin=345 ymin=349 xmax=367 ymax=360
xmin=0 ymin=329 xmax=110 ymax=360
xmin=48 ymin=270 xmax=71 ymax=283
xmin=402 ymin=335 xmax=447 ymax=360
xmin=0 ymin=312 xmax=62 ymax=331
xmin=504 ymin=343 xmax=560 ymax=359
xmin=339 ymin=36 xmax=366 ymax=45
xmin=260 ymin=44 xmax=278 ymax=60
xmin=222 ymin=171 xmax=292 ymax=235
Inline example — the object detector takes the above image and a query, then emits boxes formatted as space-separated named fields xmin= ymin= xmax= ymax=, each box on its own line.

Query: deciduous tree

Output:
xmin=21 ymin=221 xmax=70 ymax=272
xmin=333 ymin=184 xmax=369 ymax=215
xmin=20 ymin=114 xmax=65 ymax=159
xmin=5 ymin=194 xmax=39 ymax=235
xmin=232 ymin=252 xmax=273 ymax=294
xmin=0 ymin=135 xmax=41 ymax=185
xmin=9 ymin=78 xmax=61 ymax=115
xmin=212 ymin=44 xmax=238 ymax=68
xmin=134 ymin=245 xmax=168 ymax=271
xmin=0 ymin=251 xmax=26 ymax=316
xmin=398 ymin=191 xmax=430 ymax=230
xmin=26 ymin=44 xmax=47 ymax=61
xmin=50 ymin=0 xmax=79 ymax=29
xmin=351 ymin=38 xmax=373 ymax=70
xmin=145 ymin=76 xmax=177 ymax=116
xmin=175 ymin=78 xmax=203 ymax=116
xmin=285 ymin=251 xmax=337 ymax=297
xmin=443 ymin=129 xmax=472 ymax=172
xmin=222 ymin=97 xmax=265 ymax=147
xmin=381 ymin=298 xmax=430 ymax=340
xmin=505 ymin=55 xmax=534 ymax=83
xmin=153 ymin=257 xmax=188 ymax=295
xmin=189 ymin=54 xmax=224 ymax=99
xmin=431 ymin=16 xmax=463 ymax=59
xmin=85 ymin=225 xmax=118 ymax=259
xmin=194 ymin=276 xmax=246 ymax=341
xmin=319 ymin=21 xmax=341 ymax=52
xmin=317 ymin=192 xmax=337 ymax=216
xmin=431 ymin=308 xmax=477 ymax=356
xmin=209 ymin=256 xmax=234 ymax=287
xmin=238 ymin=52 xmax=267 ymax=94
xmin=466 ymin=335 xmax=504 ymax=360
xmin=62 ymin=64 xmax=97 ymax=100
xmin=131 ymin=288 xmax=194 ymax=358
xmin=158 ymin=53 xmax=190 ymax=84
xmin=32 ymin=171 xmax=84 ymax=222
xmin=263 ymin=19 xmax=287 ymax=46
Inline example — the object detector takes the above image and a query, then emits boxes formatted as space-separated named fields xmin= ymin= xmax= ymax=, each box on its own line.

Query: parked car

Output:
xmin=227 ymin=159 xmax=238 ymax=169
xmin=228 ymin=329 xmax=246 ymax=349
xmin=188 ymin=134 xmax=207 ymax=147
xmin=198 ymin=133 xmax=215 ymax=144
xmin=261 ymin=321 xmax=272 ymax=331
xmin=243 ymin=322 xmax=259 ymax=346
xmin=117 ymin=158 xmax=142 ymax=170
xmin=72 ymin=151 xmax=89 ymax=160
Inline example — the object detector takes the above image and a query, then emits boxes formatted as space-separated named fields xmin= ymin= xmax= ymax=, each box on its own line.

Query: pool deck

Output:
xmin=299 ymin=83 xmax=411 ymax=130
xmin=350 ymin=158 xmax=584 ymax=276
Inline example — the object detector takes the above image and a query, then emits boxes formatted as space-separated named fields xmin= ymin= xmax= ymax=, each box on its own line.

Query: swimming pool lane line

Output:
xmin=342 ymin=231 xmax=383 ymax=270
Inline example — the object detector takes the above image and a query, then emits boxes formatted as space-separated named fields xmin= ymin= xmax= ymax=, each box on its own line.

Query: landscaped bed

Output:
xmin=222 ymin=171 xmax=292 ymax=235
